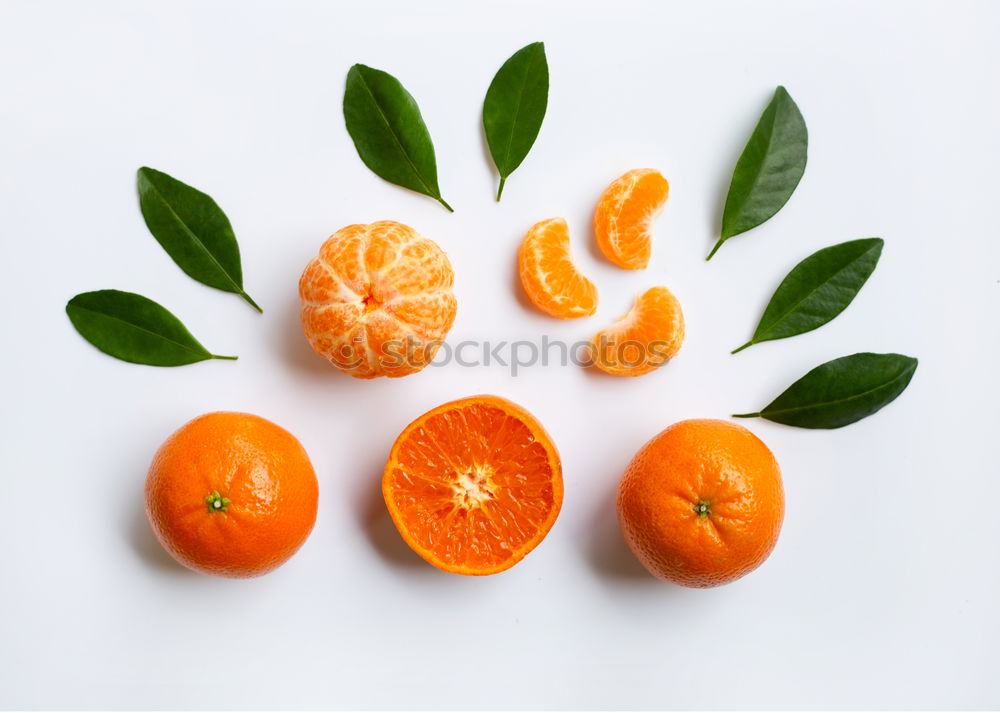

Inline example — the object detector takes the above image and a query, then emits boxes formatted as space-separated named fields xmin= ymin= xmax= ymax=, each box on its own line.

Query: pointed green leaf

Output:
xmin=483 ymin=41 xmax=549 ymax=200
xmin=708 ymin=86 xmax=808 ymax=260
xmin=733 ymin=353 xmax=917 ymax=429
xmin=66 ymin=290 xmax=237 ymax=366
xmin=343 ymin=64 xmax=452 ymax=211
xmin=136 ymin=167 xmax=261 ymax=312
xmin=732 ymin=238 xmax=883 ymax=353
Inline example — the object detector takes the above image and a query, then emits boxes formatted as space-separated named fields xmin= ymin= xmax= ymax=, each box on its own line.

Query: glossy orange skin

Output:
xmin=617 ymin=419 xmax=783 ymax=587
xmin=383 ymin=395 xmax=563 ymax=576
xmin=145 ymin=412 xmax=319 ymax=578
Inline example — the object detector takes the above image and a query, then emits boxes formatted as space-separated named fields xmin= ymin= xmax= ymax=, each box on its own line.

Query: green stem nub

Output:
xmin=694 ymin=500 xmax=711 ymax=518
xmin=205 ymin=491 xmax=231 ymax=513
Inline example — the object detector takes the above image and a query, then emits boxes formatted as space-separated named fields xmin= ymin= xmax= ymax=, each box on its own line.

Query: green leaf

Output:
xmin=343 ymin=64 xmax=452 ymax=211
xmin=66 ymin=290 xmax=237 ymax=366
xmin=708 ymin=86 xmax=808 ymax=260
xmin=483 ymin=42 xmax=549 ymax=201
xmin=733 ymin=352 xmax=917 ymax=429
xmin=732 ymin=238 xmax=883 ymax=353
xmin=136 ymin=167 xmax=261 ymax=312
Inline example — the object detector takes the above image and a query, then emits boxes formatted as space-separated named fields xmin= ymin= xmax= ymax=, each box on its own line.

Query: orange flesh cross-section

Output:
xmin=382 ymin=396 xmax=563 ymax=575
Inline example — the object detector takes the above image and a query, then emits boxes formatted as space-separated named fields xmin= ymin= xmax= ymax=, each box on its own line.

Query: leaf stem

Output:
xmin=496 ymin=176 xmax=507 ymax=202
xmin=706 ymin=238 xmax=725 ymax=261
xmin=212 ymin=354 xmax=239 ymax=361
xmin=731 ymin=341 xmax=754 ymax=354
xmin=239 ymin=290 xmax=263 ymax=313
xmin=436 ymin=196 xmax=455 ymax=213
xmin=731 ymin=412 xmax=760 ymax=419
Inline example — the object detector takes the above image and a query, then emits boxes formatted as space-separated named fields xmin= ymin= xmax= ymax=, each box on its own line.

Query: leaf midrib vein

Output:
xmin=142 ymin=176 xmax=242 ymax=294
xmin=762 ymin=365 xmax=914 ymax=418
xmin=497 ymin=58 xmax=533 ymax=175
xmin=728 ymin=106 xmax=781 ymax=229
xmin=354 ymin=70 xmax=436 ymax=198
xmin=72 ymin=305 xmax=208 ymax=357
xmin=756 ymin=244 xmax=878 ymax=341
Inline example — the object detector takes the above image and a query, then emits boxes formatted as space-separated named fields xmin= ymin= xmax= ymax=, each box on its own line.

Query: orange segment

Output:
xmin=593 ymin=168 xmax=669 ymax=269
xmin=590 ymin=286 xmax=685 ymax=376
xmin=517 ymin=217 xmax=598 ymax=319
xmin=299 ymin=220 xmax=457 ymax=378
xmin=382 ymin=395 xmax=563 ymax=575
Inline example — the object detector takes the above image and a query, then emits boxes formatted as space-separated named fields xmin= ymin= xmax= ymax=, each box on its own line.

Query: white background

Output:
xmin=1 ymin=0 xmax=998 ymax=709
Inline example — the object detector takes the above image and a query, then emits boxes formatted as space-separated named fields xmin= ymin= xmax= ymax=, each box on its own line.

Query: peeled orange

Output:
xmin=299 ymin=221 xmax=457 ymax=378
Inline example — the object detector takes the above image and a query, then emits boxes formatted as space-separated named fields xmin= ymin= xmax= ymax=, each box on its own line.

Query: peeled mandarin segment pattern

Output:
xmin=383 ymin=397 xmax=563 ymax=575
xmin=298 ymin=221 xmax=456 ymax=379
xmin=593 ymin=169 xmax=669 ymax=270
xmin=517 ymin=217 xmax=598 ymax=319
xmin=590 ymin=286 xmax=685 ymax=376
xmin=318 ymin=224 xmax=371 ymax=296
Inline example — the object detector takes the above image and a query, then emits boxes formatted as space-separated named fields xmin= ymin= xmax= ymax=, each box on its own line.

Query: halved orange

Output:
xmin=593 ymin=168 xmax=670 ymax=269
xmin=382 ymin=395 xmax=563 ymax=575
xmin=590 ymin=286 xmax=685 ymax=376
xmin=518 ymin=217 xmax=598 ymax=319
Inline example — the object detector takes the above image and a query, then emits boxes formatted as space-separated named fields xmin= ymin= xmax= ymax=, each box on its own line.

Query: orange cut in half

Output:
xmin=590 ymin=286 xmax=685 ymax=376
xmin=382 ymin=395 xmax=563 ymax=575
xmin=518 ymin=217 xmax=598 ymax=319
xmin=593 ymin=168 xmax=669 ymax=269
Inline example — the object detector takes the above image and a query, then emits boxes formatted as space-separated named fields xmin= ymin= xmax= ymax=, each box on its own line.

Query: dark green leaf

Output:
xmin=708 ymin=86 xmax=808 ymax=260
xmin=136 ymin=167 xmax=261 ymax=312
xmin=733 ymin=238 xmax=883 ymax=353
xmin=343 ymin=64 xmax=452 ymax=211
xmin=483 ymin=42 xmax=549 ymax=200
xmin=733 ymin=352 xmax=917 ymax=429
xmin=66 ymin=290 xmax=237 ymax=366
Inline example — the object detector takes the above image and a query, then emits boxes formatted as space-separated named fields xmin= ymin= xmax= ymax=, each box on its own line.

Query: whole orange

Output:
xmin=617 ymin=419 xmax=783 ymax=587
xmin=145 ymin=412 xmax=319 ymax=578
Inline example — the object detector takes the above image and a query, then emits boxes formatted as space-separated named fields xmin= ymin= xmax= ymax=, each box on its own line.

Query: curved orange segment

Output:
xmin=590 ymin=286 xmax=685 ymax=376
xmin=594 ymin=168 xmax=669 ymax=269
xmin=518 ymin=217 xmax=598 ymax=319
xmin=383 ymin=395 xmax=563 ymax=575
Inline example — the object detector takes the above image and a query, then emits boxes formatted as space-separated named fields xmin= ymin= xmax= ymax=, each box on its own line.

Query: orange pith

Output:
xmin=590 ymin=286 xmax=684 ymax=376
xmin=518 ymin=217 xmax=598 ymax=319
xmin=299 ymin=220 xmax=457 ymax=378
xmin=382 ymin=395 xmax=563 ymax=575
xmin=617 ymin=419 xmax=784 ymax=588
xmin=144 ymin=412 xmax=319 ymax=579
xmin=594 ymin=168 xmax=669 ymax=269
